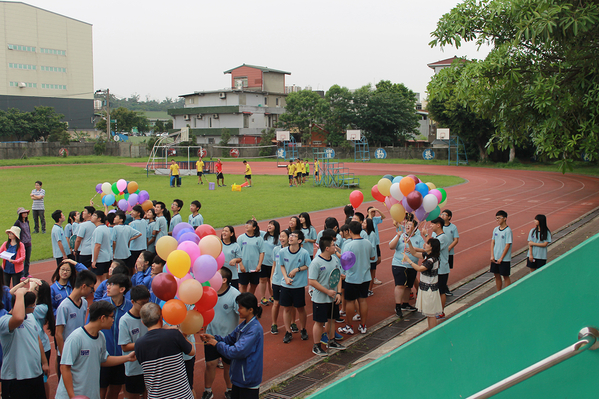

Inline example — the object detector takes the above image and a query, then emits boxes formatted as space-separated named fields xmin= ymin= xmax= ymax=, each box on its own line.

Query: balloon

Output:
xmin=399 ymin=177 xmax=416 ymax=196
xmin=408 ymin=175 xmax=419 ymax=184
xmin=180 ymin=310 xmax=204 ymax=335
xmin=95 ymin=183 xmax=102 ymax=193
xmin=406 ymin=191 xmax=423 ymax=210
xmin=216 ymin=252 xmax=225 ymax=270
xmin=178 ymin=241 xmax=201 ymax=265
xmin=208 ymin=272 xmax=223 ymax=291
xmin=389 ymin=203 xmax=406 ymax=223
xmin=201 ymin=308 xmax=215 ymax=326
xmin=402 ymin=197 xmax=413 ymax=213
xmin=178 ymin=232 xmax=200 ymax=245
xmin=415 ymin=182 xmax=429 ymax=197
xmin=439 ymin=198 xmax=448 ymax=208
xmin=392 ymin=176 xmax=403 ymax=184
xmin=141 ymin=200 xmax=153 ymax=212
xmin=340 ymin=251 xmax=356 ymax=271
xmin=173 ymin=223 xmax=194 ymax=240
xmin=116 ymin=193 xmax=124 ymax=202
xmin=389 ymin=182 xmax=404 ymax=202
xmin=127 ymin=181 xmax=139 ymax=194
xmin=415 ymin=206 xmax=427 ymax=222
xmin=349 ymin=190 xmax=364 ymax=209
xmin=376 ymin=179 xmax=392 ymax=197
xmin=199 ymin=235 xmax=223 ymax=259
xmin=73 ymin=396 xmax=91 ymax=399
xmin=426 ymin=182 xmax=436 ymax=190
xmin=128 ymin=193 xmax=139 ymax=207
xmin=193 ymin=255 xmax=218 ymax=283
xmin=384 ymin=196 xmax=399 ymax=209
xmin=429 ymin=189 xmax=443 ymax=204
xmin=371 ymin=185 xmax=386 ymax=202
xmin=152 ymin=273 xmax=178 ymax=301
xmin=195 ymin=224 xmax=217 ymax=239
xmin=103 ymin=194 xmax=115 ymax=207
xmin=426 ymin=206 xmax=441 ymax=221
xmin=117 ymin=179 xmax=127 ymax=192
xmin=156 ymin=236 xmax=179 ymax=261
xmin=167 ymin=250 xmax=191 ymax=278
xmin=101 ymin=182 xmax=112 ymax=195
xmin=178 ymin=279 xmax=204 ymax=304
xmin=175 ymin=229 xmax=194 ymax=242
xmin=162 ymin=299 xmax=187 ymax=325
xmin=138 ymin=190 xmax=149 ymax=203
xmin=382 ymin=174 xmax=394 ymax=182
xmin=437 ymin=188 xmax=447 ymax=203
xmin=201 ymin=281 xmax=211 ymax=287
xmin=127 ymin=204 xmax=133 ymax=212
xmin=422 ymin=193 xmax=439 ymax=212
xmin=111 ymin=182 xmax=119 ymax=195
xmin=118 ymin=199 xmax=128 ymax=211
xmin=195 ymin=287 xmax=218 ymax=312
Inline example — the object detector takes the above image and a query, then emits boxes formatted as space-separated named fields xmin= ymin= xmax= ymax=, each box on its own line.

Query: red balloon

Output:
xmin=201 ymin=308 xmax=215 ymax=326
xmin=408 ymin=174 xmax=419 ymax=184
xmin=151 ymin=273 xmax=178 ymax=301
xmin=195 ymin=224 xmax=217 ymax=239
xmin=194 ymin=286 xmax=218 ymax=312
xmin=371 ymin=185 xmax=385 ymax=202
xmin=406 ymin=191 xmax=423 ymax=211
xmin=349 ymin=190 xmax=364 ymax=209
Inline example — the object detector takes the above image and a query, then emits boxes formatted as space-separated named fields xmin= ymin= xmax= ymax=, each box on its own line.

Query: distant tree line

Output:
xmin=0 ymin=106 xmax=67 ymax=142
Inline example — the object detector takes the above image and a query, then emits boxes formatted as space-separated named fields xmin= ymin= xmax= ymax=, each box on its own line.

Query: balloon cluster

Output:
xmin=96 ymin=180 xmax=153 ymax=212
xmin=151 ymin=224 xmax=224 ymax=334
xmin=371 ymin=175 xmax=448 ymax=223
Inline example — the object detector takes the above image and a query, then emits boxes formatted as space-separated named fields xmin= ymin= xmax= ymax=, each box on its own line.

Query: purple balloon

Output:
xmin=178 ymin=231 xmax=200 ymax=245
xmin=175 ymin=228 xmax=194 ymax=242
xmin=95 ymin=183 xmax=102 ymax=193
xmin=340 ymin=251 xmax=356 ymax=271
xmin=415 ymin=206 xmax=427 ymax=222
xmin=402 ymin=197 xmax=414 ymax=213
xmin=118 ymin=199 xmax=128 ymax=211
xmin=193 ymin=255 xmax=218 ymax=283
xmin=172 ymin=223 xmax=193 ymax=240
xmin=138 ymin=190 xmax=149 ymax=203
xmin=128 ymin=193 xmax=139 ymax=206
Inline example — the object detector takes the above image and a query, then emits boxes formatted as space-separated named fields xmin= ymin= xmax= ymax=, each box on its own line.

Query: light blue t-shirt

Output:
xmin=443 ymin=223 xmax=460 ymax=255
xmin=56 ymin=297 xmax=88 ymax=356
xmin=52 ymin=224 xmax=71 ymax=258
xmin=260 ymin=232 xmax=277 ymax=266
xmin=301 ymin=226 xmax=317 ymax=257
xmin=279 ymin=247 xmax=311 ymax=288
xmin=342 ymin=238 xmax=375 ymax=284
xmin=492 ymin=226 xmax=513 ymax=263
xmin=188 ymin=213 xmax=203 ymax=228
xmin=432 ymin=232 xmax=452 ymax=274
xmin=118 ymin=311 xmax=147 ymax=376
xmin=528 ymin=228 xmax=551 ymax=260
xmin=169 ymin=213 xmax=182 ymax=233
xmin=64 ymin=223 xmax=74 ymax=239
xmin=129 ymin=219 xmax=148 ymax=251
xmin=72 ymin=222 xmax=80 ymax=236
xmin=33 ymin=303 xmax=51 ymax=352
xmin=316 ymin=230 xmax=344 ymax=250
xmin=371 ymin=216 xmax=383 ymax=245
xmin=272 ymin=246 xmax=284 ymax=286
xmin=366 ymin=231 xmax=378 ymax=263
xmin=0 ymin=313 xmax=43 ymax=380
xmin=146 ymin=220 xmax=158 ymax=253
xmin=206 ymin=286 xmax=240 ymax=337
xmin=92 ymin=224 xmax=112 ymax=263
xmin=155 ymin=216 xmax=168 ymax=243
xmin=112 ymin=225 xmax=141 ymax=260
xmin=76 ymin=221 xmax=96 ymax=256
xmin=237 ymin=234 xmax=265 ymax=272
xmin=308 ymin=255 xmax=341 ymax=304
xmin=55 ymin=327 xmax=108 ymax=399
xmin=392 ymin=233 xmax=424 ymax=268
xmin=222 ymin=242 xmax=242 ymax=280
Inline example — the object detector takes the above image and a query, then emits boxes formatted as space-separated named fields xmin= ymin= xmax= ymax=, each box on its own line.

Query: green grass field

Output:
xmin=2 ymin=163 xmax=463 ymax=261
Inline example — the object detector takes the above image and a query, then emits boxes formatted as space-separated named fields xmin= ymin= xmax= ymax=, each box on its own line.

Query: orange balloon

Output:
xmin=199 ymin=235 xmax=223 ymax=259
xmin=399 ymin=176 xmax=416 ymax=196
xmin=141 ymin=200 xmax=153 ymax=212
xmin=178 ymin=279 xmax=204 ymax=304
xmin=162 ymin=299 xmax=187 ymax=325
xmin=166 ymin=250 xmax=191 ymax=278
xmin=127 ymin=181 xmax=139 ymax=194
xmin=180 ymin=310 xmax=204 ymax=335
xmin=156 ymin=236 xmax=179 ymax=261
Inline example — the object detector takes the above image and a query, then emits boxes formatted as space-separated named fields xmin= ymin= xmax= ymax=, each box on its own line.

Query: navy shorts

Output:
xmin=259 ymin=265 xmax=272 ymax=278
xmin=288 ymin=175 xmax=294 ymax=182
xmin=438 ymin=273 xmax=450 ymax=294
xmin=93 ymin=261 xmax=111 ymax=276
xmin=313 ymin=302 xmax=340 ymax=323
xmin=78 ymin=254 xmax=92 ymax=269
xmin=245 ymin=174 xmax=252 ymax=179
xmin=448 ymin=254 xmax=454 ymax=269
xmin=100 ymin=364 xmax=126 ymax=388
xmin=271 ymin=284 xmax=282 ymax=301
xmin=204 ymin=344 xmax=231 ymax=364
xmin=239 ymin=272 xmax=259 ymax=286
xmin=279 ymin=286 xmax=306 ymax=308
xmin=392 ymin=266 xmax=417 ymax=288
xmin=490 ymin=261 xmax=511 ymax=276
xmin=230 ymin=279 xmax=239 ymax=290
xmin=527 ymin=258 xmax=547 ymax=269
xmin=344 ymin=281 xmax=369 ymax=301
xmin=370 ymin=261 xmax=377 ymax=271
xmin=125 ymin=374 xmax=145 ymax=394
xmin=197 ymin=171 xmax=203 ymax=176
xmin=217 ymin=172 xmax=224 ymax=179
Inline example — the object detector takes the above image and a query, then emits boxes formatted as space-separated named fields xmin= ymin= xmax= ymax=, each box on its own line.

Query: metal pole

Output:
xmin=106 ymin=89 xmax=110 ymax=141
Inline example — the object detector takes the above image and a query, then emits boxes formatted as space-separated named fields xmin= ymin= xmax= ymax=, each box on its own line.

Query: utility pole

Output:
xmin=106 ymin=88 xmax=110 ymax=141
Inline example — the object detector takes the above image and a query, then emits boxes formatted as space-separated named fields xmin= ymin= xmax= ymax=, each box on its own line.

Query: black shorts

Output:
xmin=438 ymin=273 xmax=450 ymax=294
xmin=490 ymin=261 xmax=511 ymax=276
xmin=204 ymin=344 xmax=231 ymax=364
xmin=78 ymin=254 xmax=92 ymax=269
xmin=129 ymin=250 xmax=143 ymax=269
xmin=100 ymin=364 xmax=126 ymax=388
xmin=238 ymin=272 xmax=259 ymax=286
xmin=259 ymin=265 xmax=272 ymax=278
xmin=376 ymin=244 xmax=381 ymax=258
xmin=1 ymin=375 xmax=45 ymax=399
xmin=217 ymin=172 xmax=224 ymax=179
xmin=184 ymin=357 xmax=195 ymax=388
xmin=344 ymin=281 xmax=369 ymax=301
xmin=279 ymin=286 xmax=306 ymax=308
xmin=230 ymin=279 xmax=239 ymax=290
xmin=245 ymin=174 xmax=252 ymax=179
xmin=370 ymin=261 xmax=377 ymax=271
xmin=448 ymin=254 xmax=454 ymax=269
xmin=527 ymin=258 xmax=547 ymax=269
xmin=313 ymin=302 xmax=340 ymax=323
xmin=197 ymin=171 xmax=203 ymax=176
xmin=45 ymin=349 xmax=51 ymax=364
xmin=93 ymin=261 xmax=111 ymax=276
xmin=125 ymin=374 xmax=145 ymax=394
xmin=315 ymin=171 xmax=319 ymax=176
xmin=392 ymin=266 xmax=417 ymax=288
xmin=232 ymin=385 xmax=259 ymax=399
xmin=271 ymin=284 xmax=282 ymax=301
xmin=288 ymin=175 xmax=294 ymax=182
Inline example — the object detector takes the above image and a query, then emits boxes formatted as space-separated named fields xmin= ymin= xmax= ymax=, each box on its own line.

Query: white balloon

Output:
xmin=389 ymin=183 xmax=404 ymax=202
xmin=422 ymin=193 xmax=439 ymax=212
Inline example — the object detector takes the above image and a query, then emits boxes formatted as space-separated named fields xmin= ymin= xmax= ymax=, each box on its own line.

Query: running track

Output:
xmin=27 ymin=162 xmax=599 ymax=398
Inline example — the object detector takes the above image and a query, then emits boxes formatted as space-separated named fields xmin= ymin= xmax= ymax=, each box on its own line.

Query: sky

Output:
xmin=23 ymin=0 xmax=490 ymax=101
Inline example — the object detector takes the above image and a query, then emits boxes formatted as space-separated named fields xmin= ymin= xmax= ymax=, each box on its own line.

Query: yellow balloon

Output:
xmin=156 ymin=236 xmax=179 ymax=261
xmin=178 ymin=279 xmax=203 ymax=304
xmin=199 ymin=235 xmax=223 ymax=259
xmin=180 ymin=310 xmax=204 ymax=335
xmin=426 ymin=182 xmax=436 ymax=190
xmin=439 ymin=198 xmax=448 ymax=208
xmin=377 ymin=178 xmax=392 ymax=197
xmin=167 ymin=250 xmax=191 ymax=278
xmin=389 ymin=203 xmax=406 ymax=223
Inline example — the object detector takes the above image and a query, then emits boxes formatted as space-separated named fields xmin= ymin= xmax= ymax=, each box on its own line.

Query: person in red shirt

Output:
xmin=216 ymin=159 xmax=226 ymax=187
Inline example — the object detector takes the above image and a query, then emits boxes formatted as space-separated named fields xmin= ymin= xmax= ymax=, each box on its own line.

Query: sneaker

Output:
xmin=328 ymin=340 xmax=346 ymax=351
xmin=373 ymin=278 xmax=382 ymax=285
xmin=201 ymin=391 xmax=214 ymax=399
xmin=312 ymin=345 xmax=327 ymax=357
xmin=334 ymin=331 xmax=344 ymax=341
xmin=395 ymin=306 xmax=403 ymax=318
xmin=271 ymin=324 xmax=278 ymax=335
xmin=283 ymin=331 xmax=293 ymax=343
xmin=401 ymin=303 xmax=418 ymax=312
xmin=217 ymin=358 xmax=224 ymax=369
xmin=446 ymin=291 xmax=454 ymax=297
xmin=358 ymin=324 xmax=367 ymax=334
xmin=291 ymin=323 xmax=299 ymax=333
xmin=300 ymin=328 xmax=309 ymax=340
xmin=352 ymin=313 xmax=361 ymax=321
xmin=339 ymin=310 xmax=346 ymax=317
xmin=335 ymin=317 xmax=345 ymax=324
xmin=320 ymin=333 xmax=329 ymax=345
xmin=367 ymin=290 xmax=374 ymax=297
xmin=436 ymin=312 xmax=446 ymax=320
xmin=224 ymin=391 xmax=232 ymax=399
xmin=260 ymin=297 xmax=270 ymax=306
xmin=338 ymin=325 xmax=354 ymax=335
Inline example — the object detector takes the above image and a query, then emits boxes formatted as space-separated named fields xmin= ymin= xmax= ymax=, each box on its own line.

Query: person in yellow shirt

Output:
xmin=169 ymin=159 xmax=180 ymax=187
xmin=196 ymin=156 xmax=205 ymax=185
xmin=287 ymin=160 xmax=296 ymax=187
xmin=295 ymin=159 xmax=302 ymax=186
xmin=302 ymin=159 xmax=309 ymax=184
xmin=243 ymin=160 xmax=252 ymax=187
xmin=314 ymin=158 xmax=320 ymax=182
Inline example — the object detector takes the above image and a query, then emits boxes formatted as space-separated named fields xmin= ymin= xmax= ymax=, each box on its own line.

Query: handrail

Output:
xmin=468 ymin=327 xmax=599 ymax=399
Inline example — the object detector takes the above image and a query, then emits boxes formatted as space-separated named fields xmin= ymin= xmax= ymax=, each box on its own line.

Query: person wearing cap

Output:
xmin=14 ymin=207 xmax=32 ymax=277
xmin=1 ymin=227 xmax=26 ymax=287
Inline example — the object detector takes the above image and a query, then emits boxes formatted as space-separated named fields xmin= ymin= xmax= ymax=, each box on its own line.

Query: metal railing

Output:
xmin=468 ymin=327 xmax=599 ymax=399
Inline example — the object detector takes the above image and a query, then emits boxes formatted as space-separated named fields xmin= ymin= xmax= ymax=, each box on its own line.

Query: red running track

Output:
xmin=27 ymin=162 xmax=599 ymax=398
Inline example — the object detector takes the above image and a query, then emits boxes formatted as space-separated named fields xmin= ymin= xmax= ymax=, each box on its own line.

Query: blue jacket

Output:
xmin=131 ymin=267 xmax=152 ymax=290
xmin=215 ymin=317 xmax=263 ymax=389
xmin=50 ymin=281 xmax=72 ymax=315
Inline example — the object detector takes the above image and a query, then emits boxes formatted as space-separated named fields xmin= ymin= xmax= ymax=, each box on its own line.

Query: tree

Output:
xmin=219 ymin=128 xmax=231 ymax=157
xmin=323 ymin=85 xmax=356 ymax=146
xmin=278 ymin=90 xmax=327 ymax=144
xmin=430 ymin=0 xmax=599 ymax=169
xmin=95 ymin=107 xmax=150 ymax=134
xmin=259 ymin=128 xmax=276 ymax=156
xmin=0 ymin=107 xmax=66 ymax=141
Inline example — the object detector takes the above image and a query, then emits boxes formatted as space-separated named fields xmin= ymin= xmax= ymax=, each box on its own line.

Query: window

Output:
xmin=40 ymin=48 xmax=66 ymax=56
xmin=234 ymin=77 xmax=248 ymax=88
xmin=208 ymin=138 xmax=214 ymax=144
xmin=416 ymin=104 xmax=422 ymax=110
xmin=41 ymin=83 xmax=67 ymax=90
xmin=41 ymin=66 xmax=66 ymax=73
xmin=275 ymin=98 xmax=279 ymax=106
xmin=10 ymin=81 xmax=36 ymax=88
xmin=264 ymin=97 xmax=268 ymax=105
xmin=9 ymin=63 xmax=36 ymax=70
xmin=8 ymin=44 xmax=36 ymax=52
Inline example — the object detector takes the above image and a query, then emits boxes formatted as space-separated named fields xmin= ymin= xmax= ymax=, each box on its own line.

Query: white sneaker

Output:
xmin=339 ymin=310 xmax=346 ymax=317
xmin=373 ymin=278 xmax=382 ymax=285
xmin=352 ymin=313 xmax=361 ymax=321
xmin=358 ymin=324 xmax=367 ymax=334
xmin=338 ymin=325 xmax=354 ymax=335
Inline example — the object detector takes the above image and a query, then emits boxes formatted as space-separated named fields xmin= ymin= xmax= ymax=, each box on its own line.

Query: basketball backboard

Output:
xmin=276 ymin=130 xmax=290 ymax=141
xmin=346 ymin=130 xmax=361 ymax=141
xmin=437 ymin=128 xmax=450 ymax=140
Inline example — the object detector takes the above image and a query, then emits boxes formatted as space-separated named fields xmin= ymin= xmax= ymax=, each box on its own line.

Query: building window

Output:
xmin=10 ymin=81 xmax=37 ymax=88
xmin=416 ymin=104 xmax=422 ymax=110
xmin=264 ymin=97 xmax=268 ymax=105
xmin=275 ymin=98 xmax=279 ymax=106
xmin=41 ymin=66 xmax=67 ymax=73
xmin=9 ymin=63 xmax=36 ymax=70
xmin=188 ymin=98 xmax=194 ymax=104
xmin=41 ymin=83 xmax=67 ymax=90
xmin=234 ymin=77 xmax=248 ymax=88
xmin=40 ymin=48 xmax=66 ymax=56
xmin=208 ymin=138 xmax=214 ymax=144
xmin=8 ymin=44 xmax=36 ymax=52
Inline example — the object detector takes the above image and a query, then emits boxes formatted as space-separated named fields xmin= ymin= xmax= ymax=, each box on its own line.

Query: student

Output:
xmin=64 ymin=211 xmax=79 ymax=247
xmin=294 ymin=159 xmax=302 ymax=186
xmin=309 ymin=236 xmax=345 ymax=356
xmin=304 ymin=159 xmax=310 ymax=183
xmin=243 ymin=160 xmax=252 ymax=187
xmin=300 ymin=159 xmax=307 ymax=184
xmin=14 ymin=207 xmax=32 ymax=277
xmin=118 ymin=285 xmax=151 ymax=399
xmin=129 ymin=206 xmax=148 ymax=266
xmin=145 ymin=208 xmax=159 ymax=253
xmin=33 ymin=280 xmax=55 ymax=399
xmin=94 ymin=260 xmax=129 ymax=302
xmin=441 ymin=209 xmax=459 ymax=296
xmin=196 ymin=156 xmax=205 ymax=185
xmin=338 ymin=221 xmax=375 ymax=335
xmin=316 ymin=217 xmax=344 ymax=249
xmin=30 ymin=180 xmax=46 ymax=234
xmin=51 ymin=210 xmax=72 ymax=266
xmin=148 ymin=256 xmax=166 ymax=304
xmin=169 ymin=159 xmax=181 ymax=187
xmin=367 ymin=206 xmax=385 ymax=285
xmin=201 ymin=267 xmax=240 ymax=399
xmin=188 ymin=200 xmax=204 ymax=228
xmin=221 ymin=226 xmax=242 ymax=290
xmin=55 ymin=270 xmax=97 ymax=379
xmin=200 ymin=293 xmax=264 ymax=399
xmin=491 ymin=210 xmax=513 ymax=291
xmin=314 ymin=158 xmax=320 ymax=182
xmin=154 ymin=202 xmax=169 ymax=244
xmin=287 ymin=159 xmax=296 ymax=187
xmin=279 ymin=230 xmax=311 ymax=343
xmin=527 ymin=214 xmax=551 ymax=273
xmin=270 ymin=229 xmax=289 ymax=335
xmin=51 ymin=260 xmax=76 ymax=315
xmin=169 ymin=199 xmax=183 ymax=234
xmin=74 ymin=206 xmax=96 ymax=269
xmin=343 ymin=204 xmax=354 ymax=221
xmin=362 ymin=218 xmax=378 ymax=296
xmin=91 ymin=210 xmax=112 ymax=282
xmin=430 ymin=217 xmax=451 ymax=318
xmin=135 ymin=303 xmax=196 ymax=399
xmin=299 ymin=212 xmax=317 ymax=259
xmin=55 ymin=301 xmax=136 ymax=399
xmin=1 ymin=226 xmax=25 ymax=287
xmin=216 ymin=159 xmax=226 ymax=187
xmin=237 ymin=220 xmax=265 ymax=294
xmin=259 ymin=220 xmax=279 ymax=306
xmin=288 ymin=216 xmax=300 ymax=232
xmin=0 ymin=289 xmax=49 ymax=399
xmin=131 ymin=251 xmax=154 ymax=289
xmin=112 ymin=210 xmax=142 ymax=271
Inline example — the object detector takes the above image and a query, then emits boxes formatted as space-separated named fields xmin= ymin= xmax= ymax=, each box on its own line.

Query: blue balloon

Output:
xmin=103 ymin=194 xmax=115 ymax=206
xmin=382 ymin=174 xmax=394 ymax=182
xmin=415 ymin=182 xmax=429 ymax=197
xmin=392 ymin=176 xmax=403 ymax=184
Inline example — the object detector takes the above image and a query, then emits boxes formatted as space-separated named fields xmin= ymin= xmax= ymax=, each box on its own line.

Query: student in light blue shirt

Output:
xmin=154 ymin=203 xmax=169 ymax=244
xmin=74 ymin=206 xmax=96 ymax=269
xmin=112 ymin=211 xmax=142 ymax=270
xmin=188 ymin=200 xmax=204 ymax=228
xmin=168 ymin=199 xmax=183 ymax=234
xmin=129 ymin=206 xmax=148 ymax=265
xmin=270 ymin=229 xmax=289 ymax=336
xmin=144 ymin=208 xmax=158 ymax=253
xmin=527 ymin=214 xmax=552 ymax=273
xmin=51 ymin=210 xmax=71 ymax=265
xmin=299 ymin=212 xmax=317 ymax=258
xmin=91 ymin=211 xmax=112 ymax=281
xmin=490 ymin=210 xmax=513 ymax=292
xmin=221 ymin=226 xmax=242 ymax=289
xmin=259 ymin=220 xmax=280 ymax=306
xmin=237 ymin=220 xmax=265 ymax=294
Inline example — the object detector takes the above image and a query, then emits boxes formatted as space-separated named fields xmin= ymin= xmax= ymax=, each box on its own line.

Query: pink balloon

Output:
xmin=193 ymin=255 xmax=218 ymax=283
xmin=429 ymin=189 xmax=443 ymax=203
xmin=178 ymin=241 xmax=201 ymax=265
xmin=384 ymin=196 xmax=400 ymax=209
xmin=175 ymin=273 xmax=194 ymax=299
xmin=208 ymin=272 xmax=223 ymax=291
xmin=216 ymin=252 xmax=225 ymax=270
xmin=117 ymin=179 xmax=127 ymax=192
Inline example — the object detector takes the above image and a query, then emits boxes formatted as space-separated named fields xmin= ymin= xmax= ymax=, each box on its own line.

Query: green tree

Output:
xmin=279 ymin=90 xmax=327 ymax=144
xmin=259 ymin=128 xmax=276 ymax=156
xmin=430 ymin=0 xmax=599 ymax=169
xmin=95 ymin=107 xmax=150 ymax=134
xmin=219 ymin=128 xmax=231 ymax=157
xmin=323 ymin=85 xmax=355 ymax=146
xmin=0 ymin=107 xmax=66 ymax=141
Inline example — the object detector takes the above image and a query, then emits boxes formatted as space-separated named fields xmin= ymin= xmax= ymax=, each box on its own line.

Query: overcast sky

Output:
xmin=24 ymin=0 xmax=489 ymax=101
